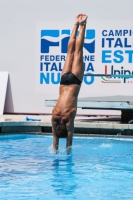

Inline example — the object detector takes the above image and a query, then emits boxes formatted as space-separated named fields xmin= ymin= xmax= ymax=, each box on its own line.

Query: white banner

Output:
xmin=36 ymin=21 xmax=133 ymax=102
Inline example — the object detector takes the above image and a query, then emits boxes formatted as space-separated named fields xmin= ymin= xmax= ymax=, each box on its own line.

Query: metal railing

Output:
xmin=84 ymin=74 xmax=133 ymax=78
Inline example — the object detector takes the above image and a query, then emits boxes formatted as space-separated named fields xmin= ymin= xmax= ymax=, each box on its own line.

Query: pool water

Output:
xmin=0 ymin=134 xmax=133 ymax=200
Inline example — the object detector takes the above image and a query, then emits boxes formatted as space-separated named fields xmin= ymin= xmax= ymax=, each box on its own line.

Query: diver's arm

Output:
xmin=66 ymin=120 xmax=74 ymax=155
xmin=66 ymin=130 xmax=73 ymax=155
xmin=53 ymin=130 xmax=59 ymax=153
xmin=51 ymin=114 xmax=59 ymax=153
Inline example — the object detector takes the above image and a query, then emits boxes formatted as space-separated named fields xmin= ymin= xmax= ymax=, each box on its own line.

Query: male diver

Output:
xmin=51 ymin=14 xmax=88 ymax=154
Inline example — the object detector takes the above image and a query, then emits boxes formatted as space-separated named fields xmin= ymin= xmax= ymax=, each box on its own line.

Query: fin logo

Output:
xmin=41 ymin=29 xmax=95 ymax=53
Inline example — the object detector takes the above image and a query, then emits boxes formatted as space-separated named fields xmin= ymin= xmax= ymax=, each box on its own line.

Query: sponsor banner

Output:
xmin=36 ymin=21 xmax=133 ymax=98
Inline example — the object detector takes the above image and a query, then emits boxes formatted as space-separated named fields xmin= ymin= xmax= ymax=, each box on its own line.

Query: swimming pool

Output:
xmin=0 ymin=134 xmax=133 ymax=200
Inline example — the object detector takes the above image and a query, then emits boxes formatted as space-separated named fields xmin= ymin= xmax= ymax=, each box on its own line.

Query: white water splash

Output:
xmin=100 ymin=143 xmax=112 ymax=148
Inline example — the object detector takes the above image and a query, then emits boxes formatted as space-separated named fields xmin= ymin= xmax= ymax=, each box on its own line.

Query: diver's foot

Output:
xmin=79 ymin=14 xmax=88 ymax=25
xmin=75 ymin=14 xmax=82 ymax=25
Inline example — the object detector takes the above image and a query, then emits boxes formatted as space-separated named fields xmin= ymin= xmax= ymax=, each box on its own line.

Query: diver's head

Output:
xmin=55 ymin=122 xmax=68 ymax=138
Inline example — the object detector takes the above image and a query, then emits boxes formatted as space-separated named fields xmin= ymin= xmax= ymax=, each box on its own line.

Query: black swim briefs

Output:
xmin=60 ymin=72 xmax=81 ymax=85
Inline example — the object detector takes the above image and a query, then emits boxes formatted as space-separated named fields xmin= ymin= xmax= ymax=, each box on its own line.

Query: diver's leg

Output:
xmin=61 ymin=24 xmax=79 ymax=75
xmin=71 ymin=14 xmax=87 ymax=81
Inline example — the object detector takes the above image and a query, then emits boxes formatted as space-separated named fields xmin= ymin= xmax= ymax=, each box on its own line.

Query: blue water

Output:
xmin=0 ymin=134 xmax=133 ymax=200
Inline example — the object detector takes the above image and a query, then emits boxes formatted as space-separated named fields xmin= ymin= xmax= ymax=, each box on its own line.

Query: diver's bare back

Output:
xmin=53 ymin=84 xmax=81 ymax=120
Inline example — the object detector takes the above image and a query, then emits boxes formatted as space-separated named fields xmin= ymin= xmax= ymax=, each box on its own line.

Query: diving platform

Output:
xmin=45 ymin=74 xmax=133 ymax=123
xmin=45 ymin=95 xmax=133 ymax=123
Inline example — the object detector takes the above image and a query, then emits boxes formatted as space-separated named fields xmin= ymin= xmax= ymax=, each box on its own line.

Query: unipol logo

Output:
xmin=41 ymin=29 xmax=95 ymax=53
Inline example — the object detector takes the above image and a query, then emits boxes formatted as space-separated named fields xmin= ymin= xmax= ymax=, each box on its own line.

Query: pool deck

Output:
xmin=0 ymin=114 xmax=133 ymax=137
